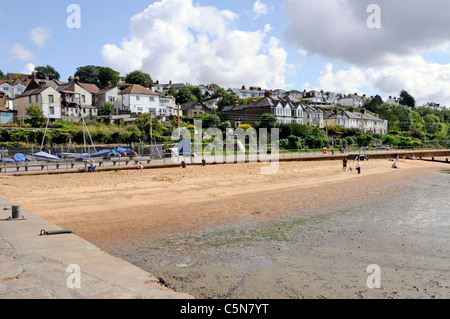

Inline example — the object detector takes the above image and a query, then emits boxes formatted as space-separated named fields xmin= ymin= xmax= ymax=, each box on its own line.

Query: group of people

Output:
xmin=84 ymin=158 xmax=96 ymax=173
xmin=342 ymin=156 xmax=362 ymax=174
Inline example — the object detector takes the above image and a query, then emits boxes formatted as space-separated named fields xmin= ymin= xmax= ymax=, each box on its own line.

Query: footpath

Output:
xmin=0 ymin=196 xmax=192 ymax=299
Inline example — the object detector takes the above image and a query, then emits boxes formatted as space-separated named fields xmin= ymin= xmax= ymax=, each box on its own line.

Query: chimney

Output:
xmin=361 ymin=108 xmax=366 ymax=114
xmin=68 ymin=76 xmax=74 ymax=83
xmin=349 ymin=107 xmax=354 ymax=113
xmin=235 ymin=100 xmax=240 ymax=107
xmin=264 ymin=90 xmax=272 ymax=98
xmin=333 ymin=108 xmax=338 ymax=116
xmin=242 ymin=85 xmax=246 ymax=90
xmin=40 ymin=79 xmax=46 ymax=88
xmin=31 ymin=71 xmax=37 ymax=81
xmin=74 ymin=76 xmax=80 ymax=84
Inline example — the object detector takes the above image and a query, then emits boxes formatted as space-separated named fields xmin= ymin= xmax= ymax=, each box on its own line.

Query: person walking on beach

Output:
xmin=342 ymin=157 xmax=348 ymax=172
xmin=356 ymin=157 xmax=361 ymax=175
xmin=139 ymin=162 xmax=144 ymax=172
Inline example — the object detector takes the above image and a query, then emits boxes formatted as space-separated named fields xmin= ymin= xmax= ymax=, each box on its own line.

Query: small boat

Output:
xmin=27 ymin=118 xmax=62 ymax=162
xmin=27 ymin=151 xmax=62 ymax=162
xmin=74 ymin=149 xmax=114 ymax=161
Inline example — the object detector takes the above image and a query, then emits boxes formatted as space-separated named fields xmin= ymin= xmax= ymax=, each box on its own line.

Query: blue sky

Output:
xmin=2 ymin=0 xmax=450 ymax=106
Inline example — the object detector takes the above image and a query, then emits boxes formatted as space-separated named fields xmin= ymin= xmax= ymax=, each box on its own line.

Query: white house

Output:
xmin=385 ymin=96 xmax=400 ymax=105
xmin=0 ymin=81 xmax=27 ymax=99
xmin=337 ymin=93 xmax=366 ymax=108
xmin=227 ymin=86 xmax=267 ymax=99
xmin=119 ymin=84 xmax=160 ymax=115
xmin=324 ymin=109 xmax=388 ymax=135
xmin=158 ymin=95 xmax=177 ymax=118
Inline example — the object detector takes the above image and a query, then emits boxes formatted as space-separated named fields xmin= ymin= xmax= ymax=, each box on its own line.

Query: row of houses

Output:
xmin=192 ymin=90 xmax=389 ymax=135
xmin=0 ymin=73 xmax=186 ymax=124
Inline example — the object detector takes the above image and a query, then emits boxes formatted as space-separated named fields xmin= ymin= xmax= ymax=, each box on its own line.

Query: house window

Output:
xmin=149 ymin=97 xmax=155 ymax=102
xmin=137 ymin=107 xmax=143 ymax=112
xmin=109 ymin=97 xmax=115 ymax=103
xmin=29 ymin=96 xmax=32 ymax=103
xmin=49 ymin=95 xmax=54 ymax=104
xmin=136 ymin=96 xmax=140 ymax=101
xmin=82 ymin=95 xmax=86 ymax=103
xmin=49 ymin=107 xmax=55 ymax=115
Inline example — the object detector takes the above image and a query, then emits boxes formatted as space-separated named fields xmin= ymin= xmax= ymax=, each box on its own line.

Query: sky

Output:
xmin=2 ymin=0 xmax=450 ymax=106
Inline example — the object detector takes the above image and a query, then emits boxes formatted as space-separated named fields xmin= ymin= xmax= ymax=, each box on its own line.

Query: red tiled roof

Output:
xmin=78 ymin=82 xmax=100 ymax=94
xmin=119 ymin=84 xmax=158 ymax=96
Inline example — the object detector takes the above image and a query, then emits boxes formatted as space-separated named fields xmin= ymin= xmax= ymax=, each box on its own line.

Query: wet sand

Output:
xmin=0 ymin=158 xmax=449 ymax=299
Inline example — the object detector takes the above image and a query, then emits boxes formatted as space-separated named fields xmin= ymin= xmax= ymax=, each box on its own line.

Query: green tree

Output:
xmin=254 ymin=113 xmax=278 ymax=129
xmin=98 ymin=67 xmax=120 ymax=88
xmin=203 ymin=114 xmax=221 ymax=128
xmin=356 ymin=134 xmax=374 ymax=147
xmin=217 ymin=92 xmax=237 ymax=111
xmin=75 ymin=65 xmax=100 ymax=86
xmin=399 ymin=90 xmax=416 ymax=108
xmin=412 ymin=111 xmax=425 ymax=130
xmin=175 ymin=86 xmax=198 ymax=104
xmin=423 ymin=114 xmax=441 ymax=135
xmin=99 ymin=102 xmax=115 ymax=116
xmin=378 ymin=103 xmax=414 ymax=132
xmin=365 ymin=95 xmax=383 ymax=113
xmin=26 ymin=103 xmax=45 ymax=127
xmin=0 ymin=69 xmax=4 ymax=80
xmin=35 ymin=65 xmax=60 ymax=80
xmin=75 ymin=66 xmax=120 ymax=88
xmin=125 ymin=70 xmax=153 ymax=87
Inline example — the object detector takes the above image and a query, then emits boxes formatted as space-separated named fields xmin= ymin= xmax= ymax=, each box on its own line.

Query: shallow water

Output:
xmin=114 ymin=172 xmax=450 ymax=299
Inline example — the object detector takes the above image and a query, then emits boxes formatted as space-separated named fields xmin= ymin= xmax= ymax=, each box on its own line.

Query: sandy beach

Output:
xmin=1 ymin=158 xmax=449 ymax=299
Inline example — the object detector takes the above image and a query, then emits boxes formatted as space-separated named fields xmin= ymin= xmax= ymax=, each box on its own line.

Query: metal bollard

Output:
xmin=11 ymin=205 xmax=20 ymax=219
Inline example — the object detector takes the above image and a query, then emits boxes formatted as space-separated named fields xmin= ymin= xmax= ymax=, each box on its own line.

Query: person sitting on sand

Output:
xmin=392 ymin=163 xmax=400 ymax=169
xmin=89 ymin=158 xmax=96 ymax=172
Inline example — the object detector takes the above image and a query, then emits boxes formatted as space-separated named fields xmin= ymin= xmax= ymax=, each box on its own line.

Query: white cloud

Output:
xmin=21 ymin=62 xmax=36 ymax=74
xmin=30 ymin=26 xmax=53 ymax=49
xmin=315 ymin=57 xmax=450 ymax=106
xmin=102 ymin=0 xmax=291 ymax=89
xmin=368 ymin=56 xmax=450 ymax=106
xmin=315 ymin=63 xmax=367 ymax=94
xmin=283 ymin=0 xmax=450 ymax=67
xmin=11 ymin=43 xmax=35 ymax=62
xmin=252 ymin=0 xmax=270 ymax=18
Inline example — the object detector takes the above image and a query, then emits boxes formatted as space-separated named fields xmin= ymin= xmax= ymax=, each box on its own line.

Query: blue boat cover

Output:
xmin=27 ymin=151 xmax=61 ymax=161
xmin=14 ymin=153 xmax=26 ymax=162
xmin=74 ymin=149 xmax=113 ymax=161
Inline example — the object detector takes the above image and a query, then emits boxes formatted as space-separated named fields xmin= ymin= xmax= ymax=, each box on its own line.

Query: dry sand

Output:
xmin=0 ymin=158 xmax=449 ymax=299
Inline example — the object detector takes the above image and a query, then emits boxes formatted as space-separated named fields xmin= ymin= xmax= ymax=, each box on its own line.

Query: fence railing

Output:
xmin=1 ymin=146 xmax=449 ymax=175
